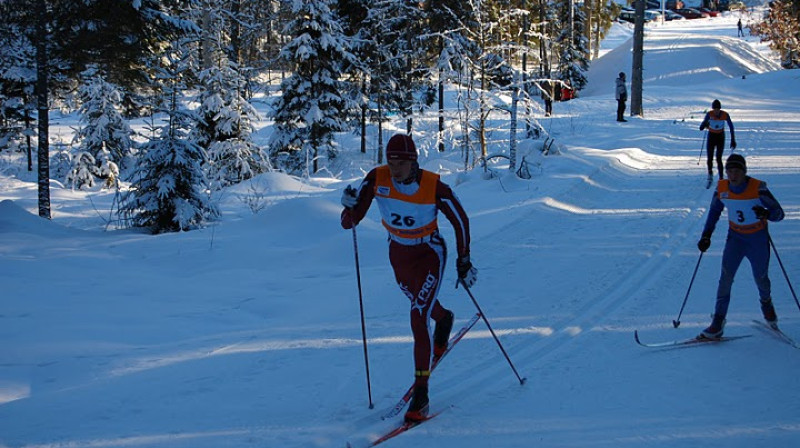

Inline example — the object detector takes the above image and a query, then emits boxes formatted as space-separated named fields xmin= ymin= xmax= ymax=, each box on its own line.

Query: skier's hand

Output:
xmin=456 ymin=255 xmax=477 ymax=288
xmin=697 ymin=235 xmax=711 ymax=253
xmin=341 ymin=185 xmax=358 ymax=209
xmin=699 ymin=124 xmax=706 ymax=131
xmin=753 ymin=205 xmax=769 ymax=220
xmin=730 ymin=139 xmax=737 ymax=149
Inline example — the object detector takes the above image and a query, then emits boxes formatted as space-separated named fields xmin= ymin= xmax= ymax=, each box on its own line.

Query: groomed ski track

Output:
xmin=3 ymin=13 xmax=800 ymax=448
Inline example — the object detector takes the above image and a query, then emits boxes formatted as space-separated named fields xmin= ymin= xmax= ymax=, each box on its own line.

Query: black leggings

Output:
xmin=707 ymin=132 xmax=725 ymax=178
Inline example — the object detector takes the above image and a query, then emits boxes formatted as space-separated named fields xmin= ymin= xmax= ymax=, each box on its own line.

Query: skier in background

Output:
xmin=700 ymin=99 xmax=737 ymax=184
xmin=340 ymin=133 xmax=477 ymax=423
xmin=696 ymin=154 xmax=784 ymax=339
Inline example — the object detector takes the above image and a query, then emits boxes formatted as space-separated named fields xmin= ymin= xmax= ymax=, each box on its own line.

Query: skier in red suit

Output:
xmin=340 ymin=133 xmax=477 ymax=423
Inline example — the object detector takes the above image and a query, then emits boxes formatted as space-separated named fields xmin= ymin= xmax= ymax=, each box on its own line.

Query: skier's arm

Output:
xmin=726 ymin=115 xmax=735 ymax=140
xmin=702 ymin=192 xmax=725 ymax=237
xmin=699 ymin=112 xmax=710 ymax=131
xmin=341 ymin=169 xmax=377 ymax=229
xmin=436 ymin=181 xmax=470 ymax=258
xmin=758 ymin=181 xmax=784 ymax=222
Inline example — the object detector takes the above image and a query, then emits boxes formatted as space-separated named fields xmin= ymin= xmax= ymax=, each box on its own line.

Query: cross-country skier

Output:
xmin=696 ymin=154 xmax=784 ymax=339
xmin=340 ymin=133 xmax=477 ymax=423
xmin=699 ymin=99 xmax=737 ymax=184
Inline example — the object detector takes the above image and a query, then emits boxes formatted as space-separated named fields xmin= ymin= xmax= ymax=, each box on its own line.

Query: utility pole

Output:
xmin=631 ymin=0 xmax=645 ymax=117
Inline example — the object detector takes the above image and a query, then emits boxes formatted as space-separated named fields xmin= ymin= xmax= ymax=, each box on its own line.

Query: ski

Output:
xmin=634 ymin=330 xmax=752 ymax=348
xmin=356 ymin=407 xmax=448 ymax=447
xmin=381 ymin=312 xmax=481 ymax=420
xmin=751 ymin=320 xmax=800 ymax=349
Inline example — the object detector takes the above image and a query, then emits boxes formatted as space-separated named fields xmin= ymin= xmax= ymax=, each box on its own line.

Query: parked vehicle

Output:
xmin=672 ymin=8 xmax=710 ymax=19
xmin=663 ymin=10 xmax=688 ymax=20
xmin=645 ymin=10 xmax=664 ymax=22
xmin=698 ymin=7 xmax=720 ymax=17
xmin=618 ymin=9 xmax=654 ymax=24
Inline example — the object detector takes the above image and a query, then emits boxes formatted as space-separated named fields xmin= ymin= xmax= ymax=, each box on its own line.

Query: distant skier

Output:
xmin=696 ymin=154 xmax=784 ymax=339
xmin=340 ymin=133 xmax=477 ymax=424
xmin=737 ymin=18 xmax=745 ymax=37
xmin=615 ymin=72 xmax=627 ymax=122
xmin=699 ymin=99 xmax=736 ymax=184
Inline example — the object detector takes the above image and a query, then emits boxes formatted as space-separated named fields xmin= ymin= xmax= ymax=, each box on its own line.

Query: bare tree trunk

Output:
xmin=360 ymin=77 xmax=367 ymax=154
xmin=438 ymin=69 xmax=445 ymax=152
xmin=631 ymin=0 xmax=645 ymax=117
xmin=377 ymin=96 xmax=384 ymax=164
xmin=35 ymin=0 xmax=51 ymax=219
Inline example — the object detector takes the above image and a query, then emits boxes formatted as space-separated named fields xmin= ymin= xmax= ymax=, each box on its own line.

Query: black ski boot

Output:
xmin=761 ymin=297 xmax=778 ymax=328
xmin=404 ymin=385 xmax=429 ymax=424
xmin=433 ymin=310 xmax=454 ymax=361
xmin=699 ymin=314 xmax=726 ymax=339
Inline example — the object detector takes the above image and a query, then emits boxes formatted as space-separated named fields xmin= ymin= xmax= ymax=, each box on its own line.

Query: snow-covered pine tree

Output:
xmin=557 ymin=1 xmax=589 ymax=92
xmin=428 ymin=0 xmax=481 ymax=152
xmin=121 ymin=108 xmax=217 ymax=233
xmin=269 ymin=0 xmax=358 ymax=174
xmin=72 ymin=68 xmax=133 ymax=179
xmin=192 ymin=60 xmax=269 ymax=190
xmin=120 ymin=43 xmax=217 ymax=234
xmin=361 ymin=0 xmax=434 ymax=134
xmin=65 ymin=151 xmax=99 ymax=190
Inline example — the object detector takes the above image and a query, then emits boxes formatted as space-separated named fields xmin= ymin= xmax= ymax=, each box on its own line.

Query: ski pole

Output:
xmin=769 ymin=235 xmax=800 ymax=311
xmin=459 ymin=280 xmax=526 ymax=385
xmin=673 ymin=252 xmax=704 ymax=328
xmin=351 ymin=225 xmax=374 ymax=409
xmin=698 ymin=131 xmax=707 ymax=165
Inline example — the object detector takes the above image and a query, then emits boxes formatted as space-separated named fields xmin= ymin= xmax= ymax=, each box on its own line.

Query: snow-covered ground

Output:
xmin=3 ymin=9 xmax=800 ymax=448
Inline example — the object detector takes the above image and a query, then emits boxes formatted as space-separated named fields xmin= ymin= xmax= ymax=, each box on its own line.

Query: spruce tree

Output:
xmin=557 ymin=1 xmax=589 ymax=92
xmin=269 ymin=0 xmax=358 ymax=174
xmin=120 ymin=43 xmax=217 ymax=234
xmin=72 ymin=68 xmax=134 ymax=177
xmin=193 ymin=60 xmax=269 ymax=189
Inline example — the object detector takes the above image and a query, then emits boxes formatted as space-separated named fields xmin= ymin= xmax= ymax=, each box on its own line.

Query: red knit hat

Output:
xmin=386 ymin=134 xmax=418 ymax=161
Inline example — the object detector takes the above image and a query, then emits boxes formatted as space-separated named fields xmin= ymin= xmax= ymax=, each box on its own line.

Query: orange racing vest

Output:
xmin=374 ymin=166 xmax=439 ymax=242
xmin=718 ymin=177 xmax=766 ymax=234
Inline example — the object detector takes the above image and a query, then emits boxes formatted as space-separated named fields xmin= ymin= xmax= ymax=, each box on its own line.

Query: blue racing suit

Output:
xmin=702 ymin=176 xmax=784 ymax=317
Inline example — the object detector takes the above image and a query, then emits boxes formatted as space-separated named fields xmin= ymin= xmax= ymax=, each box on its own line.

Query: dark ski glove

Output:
xmin=731 ymin=139 xmax=737 ymax=149
xmin=341 ymin=185 xmax=358 ymax=209
xmin=753 ymin=205 xmax=769 ymax=220
xmin=697 ymin=234 xmax=711 ymax=253
xmin=456 ymin=255 xmax=478 ymax=288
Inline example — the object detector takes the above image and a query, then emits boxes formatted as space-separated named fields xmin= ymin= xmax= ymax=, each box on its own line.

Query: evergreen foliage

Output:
xmin=557 ymin=2 xmax=590 ymax=92
xmin=120 ymin=42 xmax=217 ymax=234
xmin=73 ymin=69 xmax=134 ymax=174
xmin=269 ymin=0 xmax=358 ymax=174
xmin=193 ymin=61 xmax=269 ymax=189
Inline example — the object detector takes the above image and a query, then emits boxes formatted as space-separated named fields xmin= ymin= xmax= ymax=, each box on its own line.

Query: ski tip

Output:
xmin=634 ymin=330 xmax=641 ymax=344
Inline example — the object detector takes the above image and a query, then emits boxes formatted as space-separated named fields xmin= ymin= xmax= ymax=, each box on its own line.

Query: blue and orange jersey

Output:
xmin=700 ymin=109 xmax=735 ymax=139
xmin=703 ymin=176 xmax=784 ymax=236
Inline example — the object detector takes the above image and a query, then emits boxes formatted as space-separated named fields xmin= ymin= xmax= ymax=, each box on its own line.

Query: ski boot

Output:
xmin=699 ymin=314 xmax=726 ymax=339
xmin=433 ymin=310 xmax=454 ymax=361
xmin=404 ymin=385 xmax=429 ymax=424
xmin=761 ymin=297 xmax=778 ymax=329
